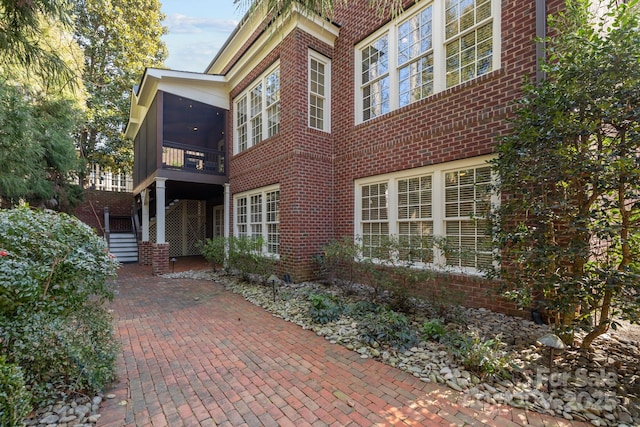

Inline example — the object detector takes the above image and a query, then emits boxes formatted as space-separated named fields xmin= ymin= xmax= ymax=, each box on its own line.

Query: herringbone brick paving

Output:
xmin=97 ymin=259 xmax=588 ymax=426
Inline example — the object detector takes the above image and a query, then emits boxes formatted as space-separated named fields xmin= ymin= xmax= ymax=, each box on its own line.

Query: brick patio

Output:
xmin=97 ymin=260 xmax=588 ymax=427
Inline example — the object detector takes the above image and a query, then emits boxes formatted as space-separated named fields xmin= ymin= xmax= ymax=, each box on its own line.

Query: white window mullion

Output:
xmin=432 ymin=0 xmax=446 ymax=93
xmin=491 ymin=0 xmax=501 ymax=73
xmin=262 ymin=194 xmax=268 ymax=250
xmin=354 ymin=185 xmax=363 ymax=238
xmin=388 ymin=178 xmax=399 ymax=236
xmin=388 ymin=26 xmax=399 ymax=112
xmin=261 ymin=75 xmax=268 ymax=139
xmin=431 ymin=171 xmax=446 ymax=266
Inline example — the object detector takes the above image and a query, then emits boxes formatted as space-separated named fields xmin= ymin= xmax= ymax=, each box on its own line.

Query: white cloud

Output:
xmin=165 ymin=14 xmax=238 ymax=35
xmin=164 ymin=40 xmax=219 ymax=72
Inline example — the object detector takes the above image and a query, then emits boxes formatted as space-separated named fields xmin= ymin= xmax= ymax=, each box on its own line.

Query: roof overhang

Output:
xmin=205 ymin=3 xmax=340 ymax=88
xmin=125 ymin=69 xmax=228 ymax=140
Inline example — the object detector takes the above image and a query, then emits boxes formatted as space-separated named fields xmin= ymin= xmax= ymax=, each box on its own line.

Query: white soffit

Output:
xmin=126 ymin=69 xmax=228 ymax=139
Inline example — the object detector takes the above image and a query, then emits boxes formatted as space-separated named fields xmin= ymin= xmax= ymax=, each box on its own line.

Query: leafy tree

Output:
xmin=73 ymin=0 xmax=167 ymax=181
xmin=0 ymin=82 xmax=84 ymax=210
xmin=488 ymin=0 xmax=640 ymax=348
xmin=0 ymin=0 xmax=75 ymax=86
xmin=0 ymin=16 xmax=85 ymax=210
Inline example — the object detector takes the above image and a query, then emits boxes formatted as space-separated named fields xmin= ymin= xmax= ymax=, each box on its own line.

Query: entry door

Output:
xmin=213 ymin=205 xmax=224 ymax=237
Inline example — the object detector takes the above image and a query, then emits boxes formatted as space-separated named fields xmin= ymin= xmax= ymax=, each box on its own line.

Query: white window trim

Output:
xmin=354 ymin=155 xmax=498 ymax=275
xmin=233 ymin=61 xmax=281 ymax=154
xmin=234 ymin=184 xmax=281 ymax=257
xmin=354 ymin=0 xmax=501 ymax=124
xmin=308 ymin=49 xmax=332 ymax=132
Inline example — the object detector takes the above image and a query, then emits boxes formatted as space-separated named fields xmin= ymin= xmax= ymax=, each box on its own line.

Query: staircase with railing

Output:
xmin=104 ymin=207 xmax=139 ymax=263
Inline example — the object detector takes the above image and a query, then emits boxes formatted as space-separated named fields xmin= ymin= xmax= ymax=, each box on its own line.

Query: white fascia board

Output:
xmin=208 ymin=4 xmax=340 ymax=87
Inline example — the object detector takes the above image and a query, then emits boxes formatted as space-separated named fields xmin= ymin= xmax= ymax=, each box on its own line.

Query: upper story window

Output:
xmin=356 ymin=0 xmax=500 ymax=123
xmin=445 ymin=0 xmax=493 ymax=87
xmin=234 ymin=63 xmax=280 ymax=154
xmin=308 ymin=50 xmax=331 ymax=132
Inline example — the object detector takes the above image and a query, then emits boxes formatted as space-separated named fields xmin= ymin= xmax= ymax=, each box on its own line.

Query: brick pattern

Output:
xmin=151 ymin=243 xmax=170 ymax=275
xmin=73 ymin=189 xmax=134 ymax=236
xmin=138 ymin=241 xmax=153 ymax=266
xmin=221 ymin=0 xmax=567 ymax=308
xmin=97 ymin=264 xmax=589 ymax=427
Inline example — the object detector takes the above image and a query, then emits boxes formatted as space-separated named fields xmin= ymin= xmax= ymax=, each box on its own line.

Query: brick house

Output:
xmin=127 ymin=0 xmax=561 ymax=310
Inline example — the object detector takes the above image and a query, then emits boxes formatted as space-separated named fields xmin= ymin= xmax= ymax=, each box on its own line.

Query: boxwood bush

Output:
xmin=0 ymin=207 xmax=120 ymax=407
xmin=0 ymin=356 xmax=31 ymax=427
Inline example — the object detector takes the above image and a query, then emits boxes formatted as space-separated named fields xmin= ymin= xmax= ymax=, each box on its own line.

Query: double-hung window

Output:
xmin=445 ymin=0 xmax=493 ymax=87
xmin=236 ymin=197 xmax=248 ymax=237
xmin=234 ymin=185 xmax=280 ymax=256
xmin=234 ymin=63 xmax=280 ymax=153
xmin=356 ymin=0 xmax=499 ymax=123
xmin=355 ymin=158 xmax=496 ymax=273
xmin=309 ymin=50 xmax=331 ymax=132
xmin=361 ymin=35 xmax=390 ymax=121
xmin=398 ymin=5 xmax=434 ymax=108
xmin=444 ymin=166 xmax=492 ymax=268
xmin=360 ymin=182 xmax=389 ymax=258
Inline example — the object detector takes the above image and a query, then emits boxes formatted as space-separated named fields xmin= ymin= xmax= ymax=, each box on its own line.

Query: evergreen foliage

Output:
xmin=489 ymin=0 xmax=640 ymax=348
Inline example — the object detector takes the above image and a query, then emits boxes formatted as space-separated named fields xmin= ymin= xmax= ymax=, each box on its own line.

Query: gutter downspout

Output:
xmin=536 ymin=0 xmax=547 ymax=83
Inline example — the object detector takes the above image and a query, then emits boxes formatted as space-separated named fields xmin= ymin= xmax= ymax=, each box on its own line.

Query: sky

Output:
xmin=160 ymin=1 xmax=245 ymax=73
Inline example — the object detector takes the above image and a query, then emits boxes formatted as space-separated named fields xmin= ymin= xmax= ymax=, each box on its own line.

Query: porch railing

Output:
xmin=162 ymin=140 xmax=225 ymax=175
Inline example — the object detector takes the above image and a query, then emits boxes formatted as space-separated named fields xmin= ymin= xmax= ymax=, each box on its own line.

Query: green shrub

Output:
xmin=0 ymin=356 xmax=31 ymax=427
xmin=0 ymin=208 xmax=120 ymax=406
xmin=345 ymin=300 xmax=383 ymax=319
xmin=426 ymin=281 xmax=467 ymax=324
xmin=6 ymin=304 xmax=118 ymax=404
xmin=421 ymin=318 xmax=446 ymax=341
xmin=227 ymin=236 xmax=275 ymax=283
xmin=307 ymin=292 xmax=344 ymax=324
xmin=316 ymin=237 xmax=360 ymax=292
xmin=359 ymin=308 xmax=418 ymax=351
xmin=198 ymin=236 xmax=226 ymax=270
xmin=0 ymin=207 xmax=118 ymax=317
xmin=446 ymin=332 xmax=512 ymax=378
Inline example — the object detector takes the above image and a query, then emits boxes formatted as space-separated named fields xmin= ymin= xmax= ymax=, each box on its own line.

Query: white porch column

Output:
xmin=141 ymin=189 xmax=150 ymax=241
xmin=155 ymin=178 xmax=167 ymax=244
xmin=224 ymin=183 xmax=230 ymax=264
xmin=224 ymin=183 xmax=230 ymax=239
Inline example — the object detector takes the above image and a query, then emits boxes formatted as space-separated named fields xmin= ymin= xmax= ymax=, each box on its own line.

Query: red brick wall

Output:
xmin=152 ymin=243 xmax=170 ymax=275
xmin=139 ymin=241 xmax=153 ymax=266
xmin=225 ymin=0 xmax=565 ymax=311
xmin=73 ymin=189 xmax=134 ymax=236
xmin=330 ymin=0 xmax=564 ymax=239
xmin=228 ymin=29 xmax=335 ymax=281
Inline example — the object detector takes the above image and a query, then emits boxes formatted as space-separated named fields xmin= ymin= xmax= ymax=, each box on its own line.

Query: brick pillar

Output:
xmin=138 ymin=241 xmax=152 ymax=266
xmin=152 ymin=243 xmax=170 ymax=275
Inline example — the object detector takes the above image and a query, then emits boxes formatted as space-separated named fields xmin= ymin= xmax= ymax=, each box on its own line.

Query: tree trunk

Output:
xmin=581 ymin=288 xmax=613 ymax=349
